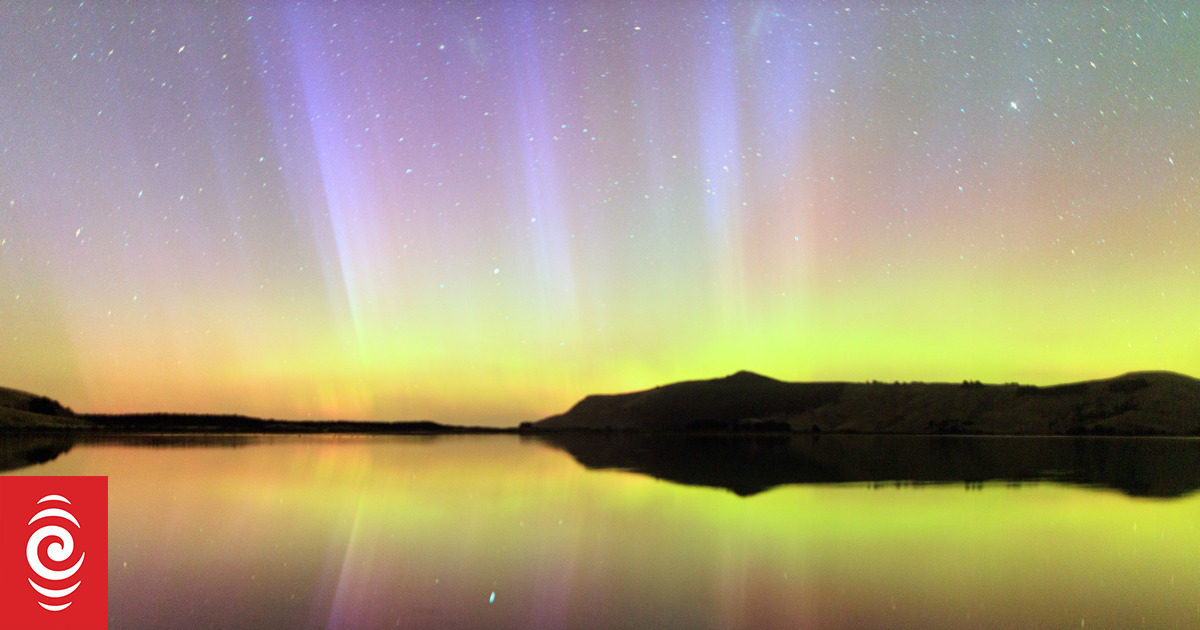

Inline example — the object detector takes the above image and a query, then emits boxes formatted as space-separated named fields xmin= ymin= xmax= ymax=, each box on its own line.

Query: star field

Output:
xmin=1 ymin=1 xmax=1197 ymax=424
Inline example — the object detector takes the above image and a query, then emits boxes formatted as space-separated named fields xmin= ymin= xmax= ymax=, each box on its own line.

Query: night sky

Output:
xmin=1 ymin=1 xmax=1197 ymax=424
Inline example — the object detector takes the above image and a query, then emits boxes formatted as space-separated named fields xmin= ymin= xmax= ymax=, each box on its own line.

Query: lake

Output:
xmin=4 ymin=434 xmax=1200 ymax=628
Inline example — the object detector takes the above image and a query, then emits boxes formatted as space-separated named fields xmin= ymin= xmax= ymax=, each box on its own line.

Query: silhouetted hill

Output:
xmin=0 ymin=387 xmax=92 ymax=430
xmin=534 ymin=371 xmax=1200 ymax=436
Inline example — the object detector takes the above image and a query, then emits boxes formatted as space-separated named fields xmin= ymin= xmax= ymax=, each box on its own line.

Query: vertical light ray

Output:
xmin=249 ymin=14 xmax=360 ymax=355
xmin=743 ymin=8 xmax=817 ymax=307
xmin=697 ymin=2 xmax=747 ymax=323
xmin=501 ymin=8 xmax=580 ymax=333
xmin=288 ymin=9 xmax=372 ymax=356
xmin=326 ymin=489 xmax=369 ymax=629
xmin=0 ymin=1 xmax=1196 ymax=422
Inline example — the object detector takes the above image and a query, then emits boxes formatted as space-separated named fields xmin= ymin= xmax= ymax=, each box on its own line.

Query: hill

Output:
xmin=0 ymin=386 xmax=92 ymax=430
xmin=533 ymin=371 xmax=1200 ymax=436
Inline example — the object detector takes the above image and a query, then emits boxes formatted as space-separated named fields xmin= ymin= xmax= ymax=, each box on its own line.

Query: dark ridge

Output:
xmin=538 ymin=371 xmax=845 ymax=432
xmin=0 ymin=387 xmax=92 ymax=430
xmin=533 ymin=370 xmax=1200 ymax=436
xmin=78 ymin=413 xmax=513 ymax=435
xmin=0 ymin=387 xmax=511 ymax=434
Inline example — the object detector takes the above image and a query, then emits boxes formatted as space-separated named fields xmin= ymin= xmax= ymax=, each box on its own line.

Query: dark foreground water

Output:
xmin=3 ymin=434 xmax=1200 ymax=629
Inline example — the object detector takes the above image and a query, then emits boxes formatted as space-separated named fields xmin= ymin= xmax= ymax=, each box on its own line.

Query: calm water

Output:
xmin=4 ymin=434 xmax=1200 ymax=629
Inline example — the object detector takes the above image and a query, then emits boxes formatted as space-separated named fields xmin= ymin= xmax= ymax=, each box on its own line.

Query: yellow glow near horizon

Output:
xmin=2 ymin=2 xmax=1197 ymax=424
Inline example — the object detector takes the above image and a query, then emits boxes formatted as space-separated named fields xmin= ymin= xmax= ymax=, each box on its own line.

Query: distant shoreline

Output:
xmin=5 ymin=369 xmax=1200 ymax=437
xmin=73 ymin=414 xmax=518 ymax=435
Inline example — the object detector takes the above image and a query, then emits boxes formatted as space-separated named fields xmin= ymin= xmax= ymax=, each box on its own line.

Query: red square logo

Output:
xmin=0 ymin=476 xmax=108 ymax=630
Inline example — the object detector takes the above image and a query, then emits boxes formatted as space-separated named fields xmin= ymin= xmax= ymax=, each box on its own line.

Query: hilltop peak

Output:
xmin=723 ymin=370 xmax=777 ymax=383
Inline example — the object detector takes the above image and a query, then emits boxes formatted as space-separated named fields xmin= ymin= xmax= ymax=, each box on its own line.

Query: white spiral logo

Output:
xmin=26 ymin=494 xmax=85 ymax=612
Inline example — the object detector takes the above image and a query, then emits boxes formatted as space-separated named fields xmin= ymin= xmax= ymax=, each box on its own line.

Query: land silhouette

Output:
xmin=533 ymin=370 xmax=1200 ymax=436
xmin=5 ymin=374 xmax=1200 ymax=497
xmin=4 ymin=370 xmax=1200 ymax=436
xmin=526 ymin=371 xmax=1200 ymax=497
xmin=0 ymin=385 xmax=501 ymax=434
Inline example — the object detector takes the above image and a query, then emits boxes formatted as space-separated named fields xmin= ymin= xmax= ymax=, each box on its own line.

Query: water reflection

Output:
xmin=2 ymin=435 xmax=1198 ymax=628
xmin=0 ymin=433 xmax=75 ymax=472
xmin=0 ymin=433 xmax=265 ymax=474
xmin=533 ymin=433 xmax=1200 ymax=498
